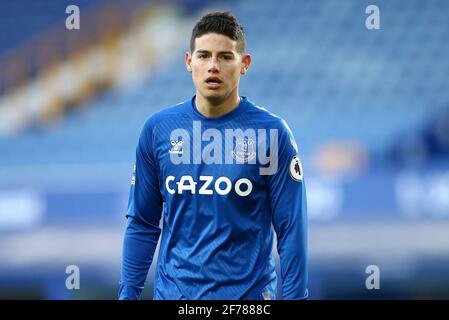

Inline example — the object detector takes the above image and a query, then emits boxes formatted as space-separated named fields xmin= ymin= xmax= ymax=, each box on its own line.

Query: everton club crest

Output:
xmin=232 ymin=138 xmax=256 ymax=163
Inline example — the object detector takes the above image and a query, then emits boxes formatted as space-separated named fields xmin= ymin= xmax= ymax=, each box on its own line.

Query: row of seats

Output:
xmin=0 ymin=0 xmax=105 ymax=54
xmin=0 ymin=0 xmax=448 ymax=168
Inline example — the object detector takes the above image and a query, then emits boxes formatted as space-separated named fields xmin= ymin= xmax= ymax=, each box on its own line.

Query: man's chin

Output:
xmin=201 ymin=92 xmax=226 ymax=105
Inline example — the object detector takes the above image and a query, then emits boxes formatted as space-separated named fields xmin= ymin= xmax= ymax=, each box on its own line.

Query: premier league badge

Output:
xmin=289 ymin=155 xmax=303 ymax=181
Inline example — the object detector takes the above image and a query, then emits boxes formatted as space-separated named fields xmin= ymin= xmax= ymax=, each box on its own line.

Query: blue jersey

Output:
xmin=119 ymin=96 xmax=308 ymax=300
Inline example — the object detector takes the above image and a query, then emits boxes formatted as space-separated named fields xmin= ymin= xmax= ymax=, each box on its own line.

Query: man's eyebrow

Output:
xmin=218 ymin=51 xmax=235 ymax=55
xmin=195 ymin=50 xmax=235 ymax=55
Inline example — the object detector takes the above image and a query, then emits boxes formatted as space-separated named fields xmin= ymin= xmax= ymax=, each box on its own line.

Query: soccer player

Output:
xmin=119 ymin=11 xmax=308 ymax=300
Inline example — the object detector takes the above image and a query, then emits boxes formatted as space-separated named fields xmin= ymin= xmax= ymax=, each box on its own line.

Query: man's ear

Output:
xmin=185 ymin=52 xmax=192 ymax=73
xmin=241 ymin=54 xmax=251 ymax=75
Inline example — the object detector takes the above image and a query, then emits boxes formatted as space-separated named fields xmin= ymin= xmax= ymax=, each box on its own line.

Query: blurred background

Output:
xmin=0 ymin=0 xmax=449 ymax=299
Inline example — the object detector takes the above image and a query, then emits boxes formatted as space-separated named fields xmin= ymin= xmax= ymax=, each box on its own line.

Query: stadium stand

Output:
xmin=1 ymin=0 xmax=448 ymax=169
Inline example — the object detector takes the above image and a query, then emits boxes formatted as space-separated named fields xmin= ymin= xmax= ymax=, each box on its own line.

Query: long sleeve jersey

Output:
xmin=119 ymin=95 xmax=308 ymax=300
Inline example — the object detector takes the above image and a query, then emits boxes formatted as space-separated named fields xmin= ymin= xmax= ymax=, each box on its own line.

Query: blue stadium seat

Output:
xmin=1 ymin=0 xmax=448 ymax=168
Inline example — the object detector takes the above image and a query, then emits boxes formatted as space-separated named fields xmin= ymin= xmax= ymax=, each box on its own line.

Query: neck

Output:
xmin=195 ymin=91 xmax=241 ymax=118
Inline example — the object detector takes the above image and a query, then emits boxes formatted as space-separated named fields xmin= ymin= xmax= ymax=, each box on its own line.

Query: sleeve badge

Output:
xmin=289 ymin=155 xmax=303 ymax=181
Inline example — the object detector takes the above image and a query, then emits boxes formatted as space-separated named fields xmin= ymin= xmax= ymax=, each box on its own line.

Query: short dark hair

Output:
xmin=190 ymin=11 xmax=246 ymax=54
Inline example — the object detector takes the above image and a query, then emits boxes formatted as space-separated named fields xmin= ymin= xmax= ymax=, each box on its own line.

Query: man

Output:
xmin=119 ymin=11 xmax=308 ymax=300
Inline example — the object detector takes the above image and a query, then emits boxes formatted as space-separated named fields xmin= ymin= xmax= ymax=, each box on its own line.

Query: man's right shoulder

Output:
xmin=142 ymin=99 xmax=190 ymax=132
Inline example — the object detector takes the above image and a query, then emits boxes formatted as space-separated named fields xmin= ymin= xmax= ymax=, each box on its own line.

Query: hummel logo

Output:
xmin=169 ymin=140 xmax=183 ymax=155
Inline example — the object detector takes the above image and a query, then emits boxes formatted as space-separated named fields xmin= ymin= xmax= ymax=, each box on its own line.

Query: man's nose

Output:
xmin=208 ymin=57 xmax=220 ymax=72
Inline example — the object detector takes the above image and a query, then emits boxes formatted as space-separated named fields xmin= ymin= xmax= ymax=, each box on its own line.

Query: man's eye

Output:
xmin=223 ymin=56 xmax=233 ymax=60
xmin=198 ymin=54 xmax=207 ymax=59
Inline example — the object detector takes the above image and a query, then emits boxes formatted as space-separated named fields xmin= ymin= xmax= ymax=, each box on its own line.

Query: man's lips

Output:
xmin=205 ymin=76 xmax=222 ymax=84
xmin=205 ymin=77 xmax=223 ymax=88
xmin=205 ymin=81 xmax=222 ymax=89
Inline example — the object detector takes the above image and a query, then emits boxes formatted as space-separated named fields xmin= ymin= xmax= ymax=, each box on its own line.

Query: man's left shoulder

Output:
xmin=245 ymin=100 xmax=289 ymax=129
xmin=251 ymin=111 xmax=293 ymax=139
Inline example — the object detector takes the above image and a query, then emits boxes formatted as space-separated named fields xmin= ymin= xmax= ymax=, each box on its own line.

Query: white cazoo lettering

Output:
xmin=166 ymin=176 xmax=175 ymax=194
xmin=215 ymin=177 xmax=232 ymax=195
xmin=235 ymin=178 xmax=252 ymax=196
xmin=199 ymin=176 xmax=213 ymax=195
xmin=165 ymin=175 xmax=253 ymax=196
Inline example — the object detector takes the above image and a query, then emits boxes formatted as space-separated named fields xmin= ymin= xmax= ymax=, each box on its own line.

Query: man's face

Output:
xmin=186 ymin=33 xmax=251 ymax=104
